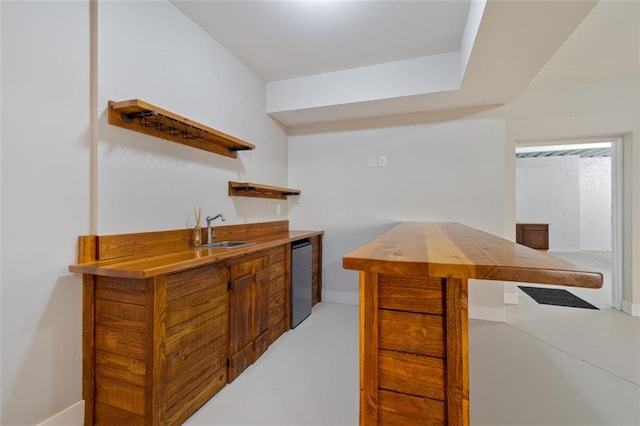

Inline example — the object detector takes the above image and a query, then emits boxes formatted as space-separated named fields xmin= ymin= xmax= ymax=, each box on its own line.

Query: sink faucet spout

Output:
xmin=205 ymin=214 xmax=226 ymax=244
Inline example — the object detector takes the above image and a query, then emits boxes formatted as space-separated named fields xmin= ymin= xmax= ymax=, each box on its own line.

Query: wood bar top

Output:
xmin=69 ymin=230 xmax=322 ymax=279
xmin=343 ymin=222 xmax=602 ymax=288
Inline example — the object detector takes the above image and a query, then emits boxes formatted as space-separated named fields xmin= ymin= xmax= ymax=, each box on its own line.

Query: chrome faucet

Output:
xmin=205 ymin=214 xmax=226 ymax=244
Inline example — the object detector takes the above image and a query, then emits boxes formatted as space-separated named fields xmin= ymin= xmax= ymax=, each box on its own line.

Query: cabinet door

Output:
xmin=227 ymin=255 xmax=271 ymax=382
xmin=253 ymin=268 xmax=271 ymax=359
xmin=228 ymin=274 xmax=254 ymax=357
xmin=228 ymin=273 xmax=254 ymax=383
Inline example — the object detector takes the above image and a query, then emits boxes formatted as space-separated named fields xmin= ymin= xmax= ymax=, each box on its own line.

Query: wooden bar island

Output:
xmin=343 ymin=222 xmax=602 ymax=426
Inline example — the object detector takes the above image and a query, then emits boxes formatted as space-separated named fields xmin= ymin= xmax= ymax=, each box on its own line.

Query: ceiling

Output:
xmin=171 ymin=0 xmax=472 ymax=82
xmin=528 ymin=0 xmax=638 ymax=89
xmin=171 ymin=0 xmax=618 ymax=127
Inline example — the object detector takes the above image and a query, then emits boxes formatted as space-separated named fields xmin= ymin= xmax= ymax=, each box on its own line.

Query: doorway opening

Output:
xmin=515 ymin=139 xmax=623 ymax=309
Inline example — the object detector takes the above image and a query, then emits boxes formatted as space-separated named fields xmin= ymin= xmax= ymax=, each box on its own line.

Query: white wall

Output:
xmin=0 ymin=1 xmax=3 ymax=421
xmin=579 ymin=157 xmax=611 ymax=251
xmin=1 ymin=1 xmax=289 ymax=424
xmin=509 ymin=77 xmax=638 ymax=313
xmin=516 ymin=155 xmax=612 ymax=252
xmin=289 ymin=106 xmax=508 ymax=321
xmin=516 ymin=156 xmax=581 ymax=251
xmin=1 ymin=2 xmax=90 ymax=424
xmin=98 ymin=1 xmax=288 ymax=234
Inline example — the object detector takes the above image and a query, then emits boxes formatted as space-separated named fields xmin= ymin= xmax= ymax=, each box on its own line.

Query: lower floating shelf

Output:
xmin=228 ymin=181 xmax=301 ymax=200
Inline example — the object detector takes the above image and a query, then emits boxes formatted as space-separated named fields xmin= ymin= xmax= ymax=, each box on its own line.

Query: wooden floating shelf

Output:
xmin=108 ymin=99 xmax=255 ymax=158
xmin=228 ymin=181 xmax=301 ymax=200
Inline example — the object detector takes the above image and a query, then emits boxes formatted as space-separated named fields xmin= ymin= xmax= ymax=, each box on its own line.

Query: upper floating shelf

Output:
xmin=108 ymin=99 xmax=255 ymax=158
xmin=228 ymin=181 xmax=301 ymax=200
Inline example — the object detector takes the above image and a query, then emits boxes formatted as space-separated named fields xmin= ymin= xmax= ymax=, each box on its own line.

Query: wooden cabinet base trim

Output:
xmin=228 ymin=342 xmax=254 ymax=383
xmin=95 ymin=376 xmax=146 ymax=416
xmin=94 ymin=401 xmax=145 ymax=426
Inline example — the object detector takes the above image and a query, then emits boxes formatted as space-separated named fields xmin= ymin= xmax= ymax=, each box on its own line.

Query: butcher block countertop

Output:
xmin=343 ymin=222 xmax=602 ymax=289
xmin=69 ymin=229 xmax=322 ymax=279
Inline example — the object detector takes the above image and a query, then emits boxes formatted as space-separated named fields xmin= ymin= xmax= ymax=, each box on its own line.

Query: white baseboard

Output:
xmin=622 ymin=299 xmax=640 ymax=316
xmin=322 ymin=290 xmax=359 ymax=305
xmin=37 ymin=400 xmax=84 ymax=426
xmin=469 ymin=304 xmax=506 ymax=322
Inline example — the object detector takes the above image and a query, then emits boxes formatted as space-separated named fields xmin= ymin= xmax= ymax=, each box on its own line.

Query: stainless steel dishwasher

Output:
xmin=291 ymin=239 xmax=312 ymax=328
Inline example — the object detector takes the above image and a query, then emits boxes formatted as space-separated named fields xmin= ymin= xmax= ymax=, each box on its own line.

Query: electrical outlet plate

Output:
xmin=368 ymin=156 xmax=376 ymax=168
xmin=379 ymin=155 xmax=387 ymax=167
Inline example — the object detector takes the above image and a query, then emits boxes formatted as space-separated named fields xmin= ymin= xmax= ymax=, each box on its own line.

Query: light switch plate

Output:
xmin=368 ymin=156 xmax=376 ymax=168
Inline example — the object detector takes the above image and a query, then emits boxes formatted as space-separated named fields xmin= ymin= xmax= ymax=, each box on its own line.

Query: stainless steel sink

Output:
xmin=200 ymin=241 xmax=256 ymax=249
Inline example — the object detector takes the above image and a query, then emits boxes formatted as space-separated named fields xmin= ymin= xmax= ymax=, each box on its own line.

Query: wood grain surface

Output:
xmin=228 ymin=181 xmax=301 ymax=200
xmin=77 ymin=222 xmax=324 ymax=425
xmin=343 ymin=222 xmax=602 ymax=288
xmin=346 ymin=222 xmax=600 ymax=426
xmin=70 ymin=226 xmax=323 ymax=279
xmin=108 ymin=99 xmax=254 ymax=158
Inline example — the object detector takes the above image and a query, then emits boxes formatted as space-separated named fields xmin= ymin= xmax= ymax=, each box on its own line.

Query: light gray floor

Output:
xmin=186 ymin=300 xmax=639 ymax=426
xmin=186 ymin=249 xmax=638 ymax=425
xmin=185 ymin=302 xmax=360 ymax=426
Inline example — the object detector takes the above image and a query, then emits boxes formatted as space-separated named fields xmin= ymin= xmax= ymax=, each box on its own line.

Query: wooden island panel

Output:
xmin=344 ymin=222 xmax=602 ymax=426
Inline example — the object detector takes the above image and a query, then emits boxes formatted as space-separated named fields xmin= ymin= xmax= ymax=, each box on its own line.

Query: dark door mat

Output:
xmin=518 ymin=286 xmax=599 ymax=310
